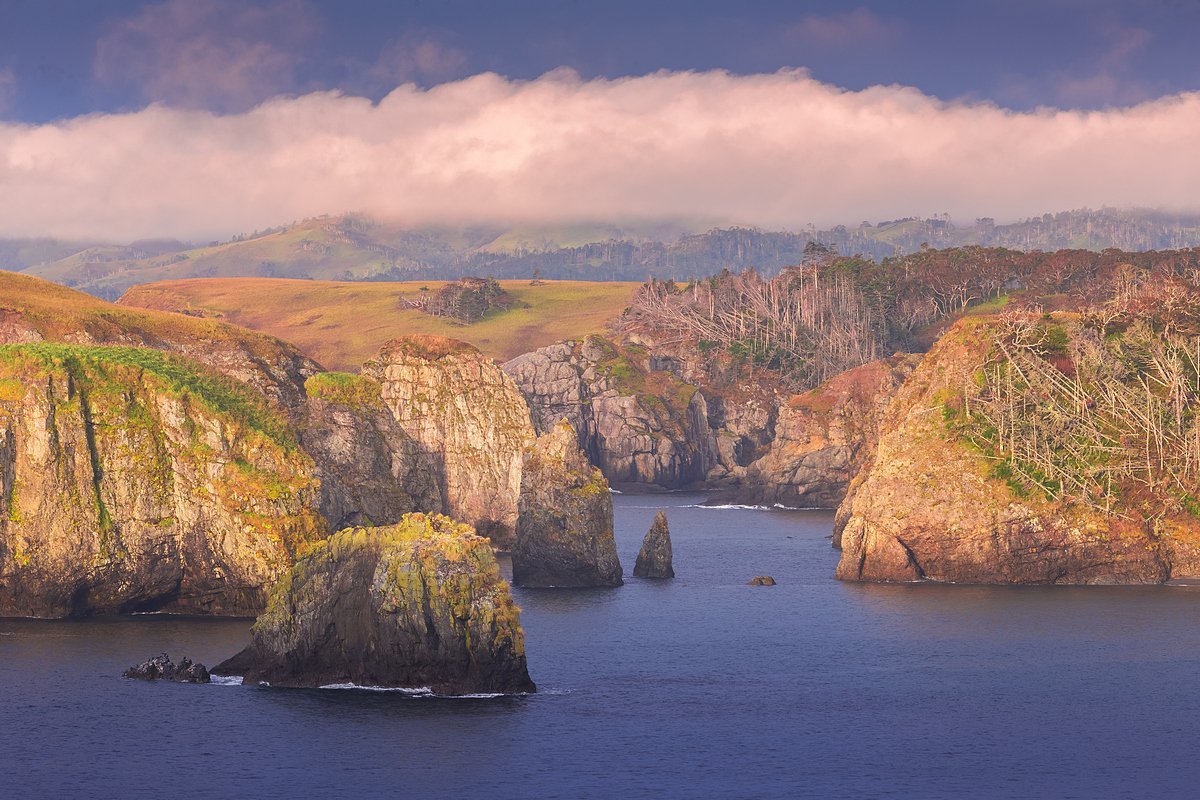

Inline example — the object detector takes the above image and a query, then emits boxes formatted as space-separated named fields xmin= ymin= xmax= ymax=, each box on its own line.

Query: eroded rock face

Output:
xmin=835 ymin=319 xmax=1183 ymax=585
xmin=364 ymin=336 xmax=533 ymax=548
xmin=504 ymin=337 xmax=716 ymax=489
xmin=733 ymin=355 xmax=921 ymax=508
xmin=633 ymin=511 xmax=674 ymax=579
xmin=299 ymin=373 xmax=443 ymax=530
xmin=213 ymin=514 xmax=536 ymax=695
xmin=512 ymin=420 xmax=623 ymax=587
xmin=0 ymin=345 xmax=325 ymax=617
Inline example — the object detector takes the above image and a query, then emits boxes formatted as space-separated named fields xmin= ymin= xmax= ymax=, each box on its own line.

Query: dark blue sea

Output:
xmin=3 ymin=493 xmax=1199 ymax=799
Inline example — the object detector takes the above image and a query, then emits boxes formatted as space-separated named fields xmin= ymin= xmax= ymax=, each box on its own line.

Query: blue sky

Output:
xmin=2 ymin=0 xmax=1200 ymax=239
xmin=2 ymin=0 xmax=1198 ymax=121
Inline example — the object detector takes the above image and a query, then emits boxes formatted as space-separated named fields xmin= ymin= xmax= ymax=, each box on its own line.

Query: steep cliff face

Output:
xmin=513 ymin=420 xmax=623 ymax=587
xmin=299 ymin=372 xmax=443 ymax=530
xmin=0 ymin=343 xmax=325 ymax=616
xmin=213 ymin=514 xmax=535 ymax=695
xmin=504 ymin=336 xmax=716 ymax=489
xmin=2 ymin=271 xmax=320 ymax=412
xmin=836 ymin=316 xmax=1200 ymax=584
xmin=363 ymin=336 xmax=533 ymax=548
xmin=732 ymin=355 xmax=920 ymax=507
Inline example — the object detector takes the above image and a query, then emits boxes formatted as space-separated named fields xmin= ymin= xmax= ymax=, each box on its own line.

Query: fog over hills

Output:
xmin=5 ymin=207 xmax=1200 ymax=299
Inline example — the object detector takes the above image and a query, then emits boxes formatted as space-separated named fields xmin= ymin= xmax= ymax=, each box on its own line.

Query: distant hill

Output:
xmin=119 ymin=278 xmax=640 ymax=371
xmin=10 ymin=208 xmax=1200 ymax=298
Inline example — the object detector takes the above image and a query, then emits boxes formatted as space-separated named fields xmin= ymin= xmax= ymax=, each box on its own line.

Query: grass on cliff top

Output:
xmin=119 ymin=278 xmax=640 ymax=370
xmin=0 ymin=342 xmax=296 ymax=448
xmin=0 ymin=270 xmax=308 ymax=363
xmin=304 ymin=371 xmax=383 ymax=408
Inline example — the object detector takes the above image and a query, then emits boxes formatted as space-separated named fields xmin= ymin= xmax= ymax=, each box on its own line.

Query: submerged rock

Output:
xmin=747 ymin=576 xmax=776 ymax=586
xmin=123 ymin=654 xmax=211 ymax=683
xmin=364 ymin=336 xmax=534 ymax=548
xmin=512 ymin=420 xmax=623 ymax=587
xmin=633 ymin=511 xmax=674 ymax=579
xmin=212 ymin=514 xmax=536 ymax=695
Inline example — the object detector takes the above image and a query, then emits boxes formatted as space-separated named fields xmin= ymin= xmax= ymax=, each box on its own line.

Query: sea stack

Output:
xmin=362 ymin=335 xmax=535 ymax=548
xmin=633 ymin=511 xmax=674 ymax=578
xmin=512 ymin=420 xmax=624 ymax=587
xmin=213 ymin=514 xmax=536 ymax=695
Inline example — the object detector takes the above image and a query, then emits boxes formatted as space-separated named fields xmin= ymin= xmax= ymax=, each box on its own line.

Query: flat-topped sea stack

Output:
xmin=634 ymin=511 xmax=674 ymax=578
xmin=837 ymin=310 xmax=1200 ymax=584
xmin=213 ymin=514 xmax=535 ymax=695
xmin=513 ymin=420 xmax=623 ymax=587
xmin=363 ymin=335 xmax=534 ymax=548
xmin=0 ymin=343 xmax=324 ymax=616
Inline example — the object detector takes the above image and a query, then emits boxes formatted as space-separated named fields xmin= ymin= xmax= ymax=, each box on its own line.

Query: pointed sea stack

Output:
xmin=213 ymin=514 xmax=535 ymax=695
xmin=513 ymin=420 xmax=623 ymax=587
xmin=633 ymin=511 xmax=674 ymax=578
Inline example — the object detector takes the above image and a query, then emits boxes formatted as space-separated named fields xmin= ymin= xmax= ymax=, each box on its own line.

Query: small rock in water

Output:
xmin=633 ymin=511 xmax=674 ymax=579
xmin=747 ymin=576 xmax=777 ymax=586
xmin=123 ymin=654 xmax=211 ymax=683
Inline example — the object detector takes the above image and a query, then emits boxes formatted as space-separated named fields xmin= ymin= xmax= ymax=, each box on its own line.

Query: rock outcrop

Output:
xmin=0 ymin=343 xmax=325 ymax=616
xmin=299 ymin=372 xmax=443 ymax=529
xmin=504 ymin=336 xmax=716 ymax=489
xmin=124 ymin=654 xmax=211 ymax=683
xmin=213 ymin=514 xmax=536 ymax=695
xmin=364 ymin=336 xmax=533 ymax=548
xmin=836 ymin=315 xmax=1200 ymax=584
xmin=512 ymin=420 xmax=623 ymax=587
xmin=633 ymin=511 xmax=674 ymax=578
xmin=747 ymin=575 xmax=776 ymax=586
xmin=731 ymin=355 xmax=921 ymax=507
xmin=505 ymin=336 xmax=915 ymax=506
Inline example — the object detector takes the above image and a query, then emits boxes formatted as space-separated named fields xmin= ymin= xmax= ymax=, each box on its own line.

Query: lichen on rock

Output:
xmin=512 ymin=420 xmax=623 ymax=587
xmin=212 ymin=513 xmax=536 ymax=695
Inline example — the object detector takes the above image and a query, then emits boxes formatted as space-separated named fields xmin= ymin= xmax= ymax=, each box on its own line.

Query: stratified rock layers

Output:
xmin=213 ymin=514 xmax=535 ymax=695
xmin=365 ymin=336 xmax=533 ymax=548
xmin=0 ymin=344 xmax=325 ymax=617
xmin=513 ymin=421 xmax=623 ymax=587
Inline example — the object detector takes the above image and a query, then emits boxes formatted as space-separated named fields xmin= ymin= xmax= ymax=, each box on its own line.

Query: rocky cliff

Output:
xmin=512 ymin=420 xmax=623 ymax=587
xmin=504 ymin=336 xmax=717 ymax=489
xmin=299 ymin=372 xmax=443 ymax=530
xmin=505 ymin=335 xmax=914 ymax=506
xmin=0 ymin=343 xmax=325 ymax=616
xmin=364 ymin=336 xmax=533 ymax=548
xmin=836 ymin=314 xmax=1200 ymax=584
xmin=733 ymin=355 xmax=920 ymax=507
xmin=213 ymin=514 xmax=535 ymax=695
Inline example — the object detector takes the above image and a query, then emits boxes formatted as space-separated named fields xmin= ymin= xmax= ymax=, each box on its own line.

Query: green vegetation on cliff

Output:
xmin=0 ymin=343 xmax=296 ymax=449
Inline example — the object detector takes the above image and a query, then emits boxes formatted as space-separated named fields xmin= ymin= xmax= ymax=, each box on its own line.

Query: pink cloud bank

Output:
xmin=1 ymin=68 xmax=1198 ymax=241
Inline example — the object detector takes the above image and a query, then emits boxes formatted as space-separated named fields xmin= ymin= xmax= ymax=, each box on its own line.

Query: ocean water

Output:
xmin=3 ymin=493 xmax=1200 ymax=799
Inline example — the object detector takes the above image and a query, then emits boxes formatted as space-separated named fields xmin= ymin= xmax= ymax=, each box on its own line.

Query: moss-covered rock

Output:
xmin=513 ymin=420 xmax=623 ymax=587
xmin=213 ymin=514 xmax=535 ymax=695
xmin=0 ymin=344 xmax=325 ymax=616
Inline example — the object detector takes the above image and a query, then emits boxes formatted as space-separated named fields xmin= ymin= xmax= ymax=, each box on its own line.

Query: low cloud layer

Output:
xmin=2 ymin=69 xmax=1200 ymax=241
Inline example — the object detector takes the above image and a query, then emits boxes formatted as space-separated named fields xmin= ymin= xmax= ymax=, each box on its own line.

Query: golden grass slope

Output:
xmin=120 ymin=278 xmax=640 ymax=370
